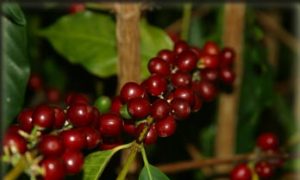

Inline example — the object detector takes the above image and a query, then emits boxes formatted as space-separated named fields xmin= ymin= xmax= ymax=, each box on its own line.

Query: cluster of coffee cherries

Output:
xmin=230 ymin=133 xmax=284 ymax=180
xmin=2 ymin=40 xmax=236 ymax=179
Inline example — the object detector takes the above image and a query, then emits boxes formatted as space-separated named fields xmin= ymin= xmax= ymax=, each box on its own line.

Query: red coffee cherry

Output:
xmin=18 ymin=108 xmax=34 ymax=133
xmin=41 ymin=158 xmax=65 ymax=180
xmin=171 ymin=98 xmax=191 ymax=120
xmin=99 ymin=113 xmax=122 ymax=137
xmin=61 ymin=129 xmax=86 ymax=151
xmin=155 ymin=116 xmax=176 ymax=137
xmin=3 ymin=132 xmax=27 ymax=154
xmin=192 ymin=94 xmax=202 ymax=112
xmin=123 ymin=120 xmax=136 ymax=137
xmin=230 ymin=163 xmax=252 ymax=180
xmin=79 ymin=127 xmax=101 ymax=149
xmin=136 ymin=123 xmax=157 ymax=145
xmin=220 ymin=47 xmax=235 ymax=67
xmin=176 ymin=50 xmax=198 ymax=72
xmin=200 ymin=54 xmax=219 ymax=69
xmin=46 ymin=87 xmax=61 ymax=103
xmin=257 ymin=133 xmax=279 ymax=151
xmin=170 ymin=72 xmax=192 ymax=88
xmin=157 ymin=49 xmax=176 ymax=65
xmin=173 ymin=87 xmax=194 ymax=105
xmin=148 ymin=57 xmax=171 ymax=76
xmin=32 ymin=105 xmax=54 ymax=129
xmin=28 ymin=73 xmax=43 ymax=92
xmin=255 ymin=161 xmax=274 ymax=179
xmin=67 ymin=103 xmax=93 ymax=127
xmin=62 ymin=150 xmax=84 ymax=174
xmin=53 ymin=107 xmax=65 ymax=129
xmin=220 ymin=68 xmax=235 ymax=85
xmin=200 ymin=69 xmax=219 ymax=82
xmin=69 ymin=3 xmax=85 ymax=14
xmin=128 ymin=97 xmax=151 ymax=119
xmin=110 ymin=96 xmax=123 ymax=115
xmin=192 ymin=81 xmax=217 ymax=102
xmin=65 ymin=92 xmax=89 ymax=105
xmin=144 ymin=74 xmax=167 ymax=96
xmin=173 ymin=40 xmax=189 ymax=54
xmin=203 ymin=41 xmax=220 ymax=55
xmin=151 ymin=99 xmax=170 ymax=120
xmin=38 ymin=135 xmax=64 ymax=157
xmin=120 ymin=82 xmax=145 ymax=102
xmin=6 ymin=125 xmax=22 ymax=135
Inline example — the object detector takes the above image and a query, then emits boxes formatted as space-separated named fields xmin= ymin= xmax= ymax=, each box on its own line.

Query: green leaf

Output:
xmin=83 ymin=143 xmax=130 ymax=180
xmin=40 ymin=12 xmax=173 ymax=79
xmin=1 ymin=3 xmax=30 ymax=129
xmin=139 ymin=164 xmax=169 ymax=180
xmin=140 ymin=19 xmax=173 ymax=79
xmin=39 ymin=11 xmax=117 ymax=78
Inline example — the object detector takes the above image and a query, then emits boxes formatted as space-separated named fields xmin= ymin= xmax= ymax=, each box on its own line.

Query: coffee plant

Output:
xmin=1 ymin=2 xmax=299 ymax=180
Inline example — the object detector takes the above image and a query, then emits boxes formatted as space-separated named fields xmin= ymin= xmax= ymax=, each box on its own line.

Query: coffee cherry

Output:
xmin=173 ymin=41 xmax=189 ymax=54
xmin=3 ymin=132 xmax=27 ymax=154
xmin=123 ymin=120 xmax=136 ymax=137
xmin=61 ymin=129 xmax=86 ymax=150
xmin=95 ymin=96 xmax=111 ymax=114
xmin=171 ymin=98 xmax=191 ymax=120
xmin=99 ymin=137 xmax=123 ymax=150
xmin=53 ymin=107 xmax=65 ymax=129
xmin=176 ymin=50 xmax=198 ymax=72
xmin=32 ymin=105 xmax=54 ymax=129
xmin=28 ymin=73 xmax=43 ymax=92
xmin=220 ymin=47 xmax=235 ymax=67
xmin=46 ymin=87 xmax=61 ymax=103
xmin=192 ymin=81 xmax=217 ymax=102
xmin=120 ymin=82 xmax=145 ymax=102
xmin=6 ymin=125 xmax=22 ymax=135
xmin=167 ymin=31 xmax=180 ymax=43
xmin=18 ymin=108 xmax=34 ymax=133
xmin=173 ymin=87 xmax=194 ymax=105
xmin=62 ymin=150 xmax=84 ymax=174
xmin=190 ymin=46 xmax=202 ymax=58
xmin=201 ymin=54 xmax=219 ymax=69
xmin=41 ymin=158 xmax=65 ymax=180
xmin=65 ymin=92 xmax=89 ymax=105
xmin=255 ymin=161 xmax=274 ymax=179
xmin=38 ymin=135 xmax=64 ymax=157
xmin=151 ymin=99 xmax=170 ymax=120
xmin=128 ymin=98 xmax=151 ymax=119
xmin=69 ymin=3 xmax=85 ymax=14
xmin=156 ymin=116 xmax=176 ymax=137
xmin=157 ymin=49 xmax=176 ymax=64
xmin=148 ymin=57 xmax=171 ymax=76
xmin=200 ymin=69 xmax=219 ymax=82
xmin=170 ymin=72 xmax=192 ymax=88
xmin=99 ymin=113 xmax=122 ymax=137
xmin=79 ymin=127 xmax=101 ymax=149
xmin=257 ymin=133 xmax=279 ymax=151
xmin=90 ymin=107 xmax=101 ymax=129
xmin=203 ymin=41 xmax=219 ymax=55
xmin=230 ymin=163 xmax=252 ymax=180
xmin=192 ymin=94 xmax=202 ymax=112
xmin=220 ymin=68 xmax=235 ymax=85
xmin=145 ymin=74 xmax=167 ymax=96
xmin=110 ymin=96 xmax=123 ymax=115
xmin=136 ymin=123 xmax=157 ymax=145
xmin=67 ymin=103 xmax=93 ymax=127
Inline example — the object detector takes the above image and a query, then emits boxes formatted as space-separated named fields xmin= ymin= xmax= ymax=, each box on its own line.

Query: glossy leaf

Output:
xmin=139 ymin=164 xmax=169 ymax=180
xmin=83 ymin=143 xmax=130 ymax=180
xmin=1 ymin=3 xmax=30 ymax=129
xmin=40 ymin=12 xmax=172 ymax=79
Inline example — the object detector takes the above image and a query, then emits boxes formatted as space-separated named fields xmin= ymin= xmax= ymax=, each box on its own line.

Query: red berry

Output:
xmin=67 ymin=103 xmax=93 ymax=127
xmin=136 ymin=123 xmax=157 ymax=145
xmin=173 ymin=41 xmax=189 ymax=54
xmin=123 ymin=120 xmax=136 ymax=137
xmin=156 ymin=116 xmax=176 ymax=137
xmin=69 ymin=3 xmax=85 ymax=14
xmin=65 ymin=92 xmax=89 ymax=105
xmin=220 ymin=68 xmax=235 ymax=85
xmin=53 ymin=107 xmax=65 ymax=129
xmin=255 ymin=161 xmax=274 ymax=179
xmin=145 ymin=74 xmax=167 ymax=96
xmin=200 ymin=69 xmax=219 ymax=82
xmin=41 ymin=158 xmax=65 ymax=180
xmin=203 ymin=41 xmax=219 ymax=55
xmin=128 ymin=98 xmax=151 ymax=119
xmin=201 ymin=54 xmax=219 ymax=69
xmin=110 ymin=96 xmax=123 ymax=115
xmin=46 ymin=87 xmax=61 ymax=103
xmin=38 ymin=135 xmax=64 ymax=157
xmin=3 ymin=132 xmax=27 ymax=154
xmin=62 ymin=150 xmax=84 ymax=174
xmin=99 ymin=113 xmax=122 ymax=137
xmin=192 ymin=93 xmax=203 ymax=112
xmin=79 ymin=127 xmax=101 ymax=149
xmin=170 ymin=72 xmax=192 ymax=88
xmin=6 ymin=125 xmax=22 ymax=135
xmin=157 ymin=49 xmax=176 ymax=64
xmin=61 ymin=129 xmax=86 ymax=151
xmin=167 ymin=31 xmax=180 ymax=43
xmin=257 ymin=133 xmax=279 ymax=151
xmin=173 ymin=87 xmax=194 ymax=105
xmin=151 ymin=99 xmax=170 ymax=120
xmin=18 ymin=108 xmax=34 ymax=132
xmin=230 ymin=163 xmax=252 ymax=180
xmin=176 ymin=50 xmax=198 ymax=72
xmin=32 ymin=105 xmax=54 ymax=129
xmin=120 ymin=82 xmax=145 ymax=102
xmin=28 ymin=73 xmax=43 ymax=91
xmin=148 ymin=57 xmax=171 ymax=76
xmin=220 ymin=47 xmax=235 ymax=67
xmin=99 ymin=137 xmax=123 ymax=150
xmin=171 ymin=98 xmax=191 ymax=120
xmin=192 ymin=81 xmax=217 ymax=102
xmin=190 ymin=46 xmax=202 ymax=58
